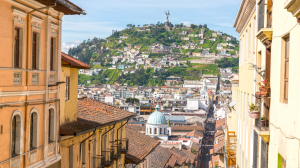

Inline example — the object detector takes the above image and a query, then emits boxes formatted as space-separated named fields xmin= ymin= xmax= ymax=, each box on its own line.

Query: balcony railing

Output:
xmin=120 ymin=139 xmax=129 ymax=153
xmin=93 ymin=155 xmax=105 ymax=168
xmin=113 ymin=144 xmax=122 ymax=159
xmin=102 ymin=150 xmax=114 ymax=166
xmin=254 ymin=95 xmax=270 ymax=143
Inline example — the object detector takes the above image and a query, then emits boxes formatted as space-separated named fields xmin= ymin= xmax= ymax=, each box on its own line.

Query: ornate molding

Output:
xmin=31 ymin=15 xmax=43 ymax=23
xmin=12 ymin=7 xmax=27 ymax=17
xmin=13 ymin=15 xmax=25 ymax=25
xmin=51 ymin=22 xmax=59 ymax=29
xmin=32 ymin=22 xmax=41 ymax=29
xmin=284 ymin=0 xmax=300 ymax=18
xmin=51 ymin=28 xmax=58 ymax=35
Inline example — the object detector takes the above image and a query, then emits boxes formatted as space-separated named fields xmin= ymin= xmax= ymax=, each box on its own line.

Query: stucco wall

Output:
xmin=60 ymin=66 xmax=78 ymax=125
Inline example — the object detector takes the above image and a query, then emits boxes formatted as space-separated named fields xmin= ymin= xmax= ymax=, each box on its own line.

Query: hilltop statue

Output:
xmin=165 ymin=11 xmax=170 ymax=23
xmin=164 ymin=11 xmax=171 ymax=31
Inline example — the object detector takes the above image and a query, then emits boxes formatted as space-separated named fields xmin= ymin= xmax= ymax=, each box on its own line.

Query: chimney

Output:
xmin=179 ymin=142 xmax=182 ymax=150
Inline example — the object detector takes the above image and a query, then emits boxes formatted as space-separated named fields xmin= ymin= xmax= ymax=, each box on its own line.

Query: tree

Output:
xmin=199 ymin=24 xmax=202 ymax=28
xmin=190 ymin=24 xmax=197 ymax=29
xmin=125 ymin=98 xmax=139 ymax=104
xmin=203 ymin=24 xmax=207 ymax=28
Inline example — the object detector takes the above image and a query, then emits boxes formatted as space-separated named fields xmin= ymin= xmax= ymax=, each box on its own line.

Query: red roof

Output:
xmin=61 ymin=52 xmax=91 ymax=69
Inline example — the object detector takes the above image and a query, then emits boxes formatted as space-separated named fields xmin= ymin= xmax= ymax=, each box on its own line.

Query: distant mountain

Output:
xmin=68 ymin=23 xmax=239 ymax=65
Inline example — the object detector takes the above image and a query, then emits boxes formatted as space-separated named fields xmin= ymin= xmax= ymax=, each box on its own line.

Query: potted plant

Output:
xmin=261 ymin=115 xmax=266 ymax=127
xmin=258 ymin=79 xmax=270 ymax=97
xmin=248 ymin=103 xmax=260 ymax=119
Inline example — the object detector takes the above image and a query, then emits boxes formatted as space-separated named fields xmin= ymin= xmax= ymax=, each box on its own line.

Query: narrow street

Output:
xmin=199 ymin=105 xmax=216 ymax=168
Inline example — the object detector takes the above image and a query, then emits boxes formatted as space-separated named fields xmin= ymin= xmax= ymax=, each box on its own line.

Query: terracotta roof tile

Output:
xmin=181 ymin=149 xmax=197 ymax=164
xmin=77 ymin=98 xmax=135 ymax=125
xmin=61 ymin=52 xmax=91 ymax=69
xmin=126 ymin=124 xmax=146 ymax=132
xmin=60 ymin=98 xmax=135 ymax=135
xmin=186 ymin=130 xmax=204 ymax=138
xmin=126 ymin=128 xmax=160 ymax=163
xmin=151 ymin=146 xmax=172 ymax=168
xmin=215 ymin=118 xmax=225 ymax=128
xmin=170 ymin=147 xmax=188 ymax=165
xmin=165 ymin=154 xmax=177 ymax=168
xmin=171 ymin=125 xmax=204 ymax=131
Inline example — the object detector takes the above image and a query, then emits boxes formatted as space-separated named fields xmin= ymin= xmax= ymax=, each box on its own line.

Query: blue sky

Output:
xmin=61 ymin=0 xmax=241 ymax=52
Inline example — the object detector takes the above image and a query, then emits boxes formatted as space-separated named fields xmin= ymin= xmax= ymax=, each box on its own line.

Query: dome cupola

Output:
xmin=147 ymin=104 xmax=166 ymax=125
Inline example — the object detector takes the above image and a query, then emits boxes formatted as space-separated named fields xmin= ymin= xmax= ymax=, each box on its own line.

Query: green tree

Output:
xmin=199 ymin=24 xmax=202 ymax=28
xmin=203 ymin=24 xmax=207 ymax=28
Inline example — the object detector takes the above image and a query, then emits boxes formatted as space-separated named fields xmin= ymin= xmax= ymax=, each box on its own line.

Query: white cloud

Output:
xmin=61 ymin=43 xmax=75 ymax=53
xmin=66 ymin=40 xmax=81 ymax=44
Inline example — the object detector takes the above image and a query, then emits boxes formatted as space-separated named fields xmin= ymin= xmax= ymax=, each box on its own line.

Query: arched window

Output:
xmin=149 ymin=128 xmax=152 ymax=134
xmin=11 ymin=111 xmax=22 ymax=157
xmin=48 ymin=108 xmax=55 ymax=143
xmin=160 ymin=128 xmax=162 ymax=134
xmin=30 ymin=111 xmax=38 ymax=150
xmin=154 ymin=128 xmax=157 ymax=134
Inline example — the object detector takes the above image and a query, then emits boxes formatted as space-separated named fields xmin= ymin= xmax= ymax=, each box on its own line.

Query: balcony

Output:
xmin=226 ymin=131 xmax=236 ymax=168
xmin=103 ymin=150 xmax=114 ymax=166
xmin=284 ymin=0 xmax=300 ymax=18
xmin=254 ymin=98 xmax=270 ymax=143
xmin=120 ymin=139 xmax=129 ymax=153
xmin=93 ymin=156 xmax=105 ymax=168
xmin=113 ymin=144 xmax=122 ymax=159
xmin=256 ymin=28 xmax=273 ymax=46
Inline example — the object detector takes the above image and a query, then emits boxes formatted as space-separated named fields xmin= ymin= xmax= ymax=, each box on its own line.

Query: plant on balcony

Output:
xmin=261 ymin=115 xmax=266 ymax=127
xmin=258 ymin=79 xmax=270 ymax=97
xmin=248 ymin=103 xmax=260 ymax=119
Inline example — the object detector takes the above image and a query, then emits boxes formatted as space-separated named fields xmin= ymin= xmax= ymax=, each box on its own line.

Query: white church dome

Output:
xmin=147 ymin=104 xmax=166 ymax=125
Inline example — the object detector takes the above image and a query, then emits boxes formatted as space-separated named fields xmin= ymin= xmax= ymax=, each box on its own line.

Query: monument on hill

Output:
xmin=164 ymin=10 xmax=171 ymax=31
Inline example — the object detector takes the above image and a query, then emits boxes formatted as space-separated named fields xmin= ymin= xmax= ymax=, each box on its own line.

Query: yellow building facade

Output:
xmin=59 ymin=53 xmax=134 ymax=168
xmin=0 ymin=0 xmax=84 ymax=168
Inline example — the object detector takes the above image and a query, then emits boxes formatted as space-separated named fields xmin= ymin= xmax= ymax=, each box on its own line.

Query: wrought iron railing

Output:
xmin=102 ymin=150 xmax=114 ymax=166
xmin=93 ymin=155 xmax=105 ymax=168
xmin=120 ymin=139 xmax=128 ymax=152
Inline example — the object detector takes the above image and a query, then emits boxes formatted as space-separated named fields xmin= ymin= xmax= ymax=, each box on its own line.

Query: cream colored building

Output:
xmin=228 ymin=0 xmax=257 ymax=167
xmin=229 ymin=0 xmax=300 ymax=167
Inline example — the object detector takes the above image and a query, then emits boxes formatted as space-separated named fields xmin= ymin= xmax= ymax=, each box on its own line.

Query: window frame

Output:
xmin=14 ymin=27 xmax=22 ymax=69
xmin=48 ymin=107 xmax=55 ymax=144
xmin=283 ymin=37 xmax=289 ymax=103
xmin=32 ymin=32 xmax=37 ymax=70
xmin=50 ymin=38 xmax=56 ymax=71
xmin=10 ymin=110 xmax=23 ymax=158
xmin=65 ymin=76 xmax=70 ymax=101
xmin=29 ymin=109 xmax=39 ymax=151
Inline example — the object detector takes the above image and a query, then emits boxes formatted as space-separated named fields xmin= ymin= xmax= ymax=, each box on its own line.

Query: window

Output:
xmin=248 ymin=25 xmax=251 ymax=60
xmin=50 ymin=38 xmax=55 ymax=71
xmin=283 ymin=37 xmax=289 ymax=102
xmin=82 ymin=141 xmax=86 ymax=164
xmin=160 ymin=128 xmax=162 ymax=134
xmin=11 ymin=113 xmax=22 ymax=157
xmin=69 ymin=145 xmax=73 ymax=168
xmin=65 ymin=77 xmax=70 ymax=100
xmin=32 ymin=32 xmax=37 ymax=69
xmin=30 ymin=112 xmax=38 ymax=150
xmin=48 ymin=108 xmax=55 ymax=143
xmin=154 ymin=128 xmax=157 ymax=134
xmin=149 ymin=128 xmax=152 ymax=134
xmin=253 ymin=17 xmax=256 ymax=58
xmin=14 ymin=28 xmax=21 ymax=68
